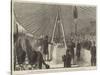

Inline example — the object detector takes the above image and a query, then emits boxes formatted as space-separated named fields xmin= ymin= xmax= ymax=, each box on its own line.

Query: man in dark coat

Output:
xmin=67 ymin=39 xmax=75 ymax=64
xmin=43 ymin=35 xmax=49 ymax=61
xmin=62 ymin=49 xmax=72 ymax=68
xmin=76 ymin=41 xmax=81 ymax=61
xmin=70 ymin=41 xmax=75 ymax=59
xmin=90 ymin=41 xmax=96 ymax=66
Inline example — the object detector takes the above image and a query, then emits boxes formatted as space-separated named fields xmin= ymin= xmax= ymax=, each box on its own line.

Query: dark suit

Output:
xmin=91 ymin=46 xmax=96 ymax=66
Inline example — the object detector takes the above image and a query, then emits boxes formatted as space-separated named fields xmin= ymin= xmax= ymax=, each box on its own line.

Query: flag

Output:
xmin=73 ymin=6 xmax=78 ymax=19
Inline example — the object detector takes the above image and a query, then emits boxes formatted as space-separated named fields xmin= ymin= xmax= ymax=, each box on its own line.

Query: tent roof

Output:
xmin=13 ymin=2 xmax=96 ymax=37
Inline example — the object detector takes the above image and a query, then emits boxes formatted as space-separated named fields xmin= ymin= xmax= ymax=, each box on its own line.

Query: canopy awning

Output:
xmin=13 ymin=2 xmax=96 ymax=38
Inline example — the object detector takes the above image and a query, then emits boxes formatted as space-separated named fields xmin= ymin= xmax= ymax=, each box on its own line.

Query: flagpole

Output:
xmin=73 ymin=6 xmax=78 ymax=42
xmin=74 ymin=19 xmax=77 ymax=42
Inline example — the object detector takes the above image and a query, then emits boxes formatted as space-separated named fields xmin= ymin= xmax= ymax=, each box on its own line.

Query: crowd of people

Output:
xmin=36 ymin=34 xmax=96 ymax=67
xmin=62 ymin=36 xmax=96 ymax=68
xmin=37 ymin=34 xmax=96 ymax=68
xmin=14 ymin=33 xmax=96 ymax=70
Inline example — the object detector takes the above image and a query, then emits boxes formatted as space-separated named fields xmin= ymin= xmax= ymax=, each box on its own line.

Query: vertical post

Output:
xmin=73 ymin=6 xmax=78 ymax=42
xmin=61 ymin=22 xmax=67 ymax=49
xmin=74 ymin=19 xmax=77 ymax=42
xmin=16 ymin=23 xmax=18 ymax=35
xmin=51 ymin=16 xmax=57 ymax=43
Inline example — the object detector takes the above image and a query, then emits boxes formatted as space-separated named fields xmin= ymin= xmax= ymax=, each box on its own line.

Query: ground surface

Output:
xmin=13 ymin=48 xmax=96 ymax=75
